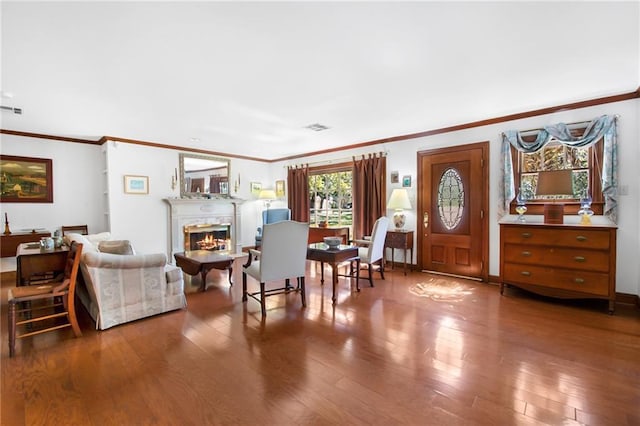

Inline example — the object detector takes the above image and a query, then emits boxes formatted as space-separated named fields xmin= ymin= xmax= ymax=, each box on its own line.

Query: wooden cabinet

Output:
xmin=1 ymin=231 xmax=50 ymax=258
xmin=308 ymin=226 xmax=350 ymax=245
xmin=499 ymin=222 xmax=617 ymax=313
xmin=385 ymin=230 xmax=413 ymax=275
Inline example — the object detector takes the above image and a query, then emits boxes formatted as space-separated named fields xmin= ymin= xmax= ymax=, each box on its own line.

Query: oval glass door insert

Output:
xmin=438 ymin=168 xmax=464 ymax=230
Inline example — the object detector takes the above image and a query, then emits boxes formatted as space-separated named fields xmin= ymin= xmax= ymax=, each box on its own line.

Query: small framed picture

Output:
xmin=390 ymin=171 xmax=399 ymax=184
xmin=402 ymin=175 xmax=412 ymax=188
xmin=250 ymin=182 xmax=262 ymax=197
xmin=275 ymin=180 xmax=285 ymax=197
xmin=124 ymin=175 xmax=149 ymax=194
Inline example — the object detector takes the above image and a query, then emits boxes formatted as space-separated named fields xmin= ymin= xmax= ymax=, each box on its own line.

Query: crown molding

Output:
xmin=2 ymin=87 xmax=638 ymax=163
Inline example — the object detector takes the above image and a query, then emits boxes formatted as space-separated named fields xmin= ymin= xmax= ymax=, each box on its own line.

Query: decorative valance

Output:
xmin=499 ymin=115 xmax=618 ymax=222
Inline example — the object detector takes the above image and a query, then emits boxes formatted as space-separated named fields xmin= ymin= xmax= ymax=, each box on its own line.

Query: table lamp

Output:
xmin=258 ymin=189 xmax=276 ymax=209
xmin=387 ymin=188 xmax=412 ymax=230
xmin=535 ymin=170 xmax=574 ymax=224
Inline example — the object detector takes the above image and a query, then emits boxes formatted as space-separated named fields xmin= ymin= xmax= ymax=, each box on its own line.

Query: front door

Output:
xmin=417 ymin=142 xmax=488 ymax=281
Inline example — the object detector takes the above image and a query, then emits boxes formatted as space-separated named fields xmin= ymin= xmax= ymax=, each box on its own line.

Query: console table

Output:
xmin=385 ymin=230 xmax=413 ymax=275
xmin=1 ymin=230 xmax=51 ymax=257
xmin=308 ymin=226 xmax=350 ymax=245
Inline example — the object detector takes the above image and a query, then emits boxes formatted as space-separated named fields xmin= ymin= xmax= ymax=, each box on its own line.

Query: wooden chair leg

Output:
xmin=300 ymin=277 xmax=306 ymax=307
xmin=242 ymin=273 xmax=248 ymax=302
xmin=8 ymin=301 xmax=16 ymax=358
xmin=260 ymin=282 xmax=266 ymax=317
xmin=68 ymin=299 xmax=82 ymax=338
xmin=379 ymin=260 xmax=385 ymax=280
xmin=368 ymin=263 xmax=374 ymax=287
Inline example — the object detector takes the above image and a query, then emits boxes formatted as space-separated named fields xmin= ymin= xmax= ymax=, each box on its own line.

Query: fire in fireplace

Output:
xmin=184 ymin=224 xmax=231 ymax=251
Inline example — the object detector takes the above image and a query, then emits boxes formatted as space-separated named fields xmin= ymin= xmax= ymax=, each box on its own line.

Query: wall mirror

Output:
xmin=179 ymin=153 xmax=230 ymax=198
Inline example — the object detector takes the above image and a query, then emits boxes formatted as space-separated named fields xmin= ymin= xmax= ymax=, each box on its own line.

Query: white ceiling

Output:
xmin=1 ymin=1 xmax=638 ymax=161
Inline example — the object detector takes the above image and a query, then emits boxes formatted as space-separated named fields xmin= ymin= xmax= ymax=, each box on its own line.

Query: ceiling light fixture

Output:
xmin=305 ymin=123 xmax=330 ymax=132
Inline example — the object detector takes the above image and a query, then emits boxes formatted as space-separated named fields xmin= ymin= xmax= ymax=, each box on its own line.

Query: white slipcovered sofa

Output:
xmin=65 ymin=233 xmax=186 ymax=330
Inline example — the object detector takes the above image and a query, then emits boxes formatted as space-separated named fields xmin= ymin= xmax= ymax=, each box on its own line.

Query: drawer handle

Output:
xmin=521 ymin=251 xmax=531 ymax=257
xmin=576 ymin=235 xmax=588 ymax=242
xmin=574 ymin=278 xmax=585 ymax=284
xmin=574 ymin=256 xmax=586 ymax=263
xmin=520 ymin=271 xmax=531 ymax=277
xmin=521 ymin=232 xmax=532 ymax=239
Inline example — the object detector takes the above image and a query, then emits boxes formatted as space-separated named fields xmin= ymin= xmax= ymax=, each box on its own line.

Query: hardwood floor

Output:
xmin=1 ymin=261 xmax=639 ymax=425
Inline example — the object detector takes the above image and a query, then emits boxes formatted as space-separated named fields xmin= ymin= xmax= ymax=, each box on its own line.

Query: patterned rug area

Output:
xmin=409 ymin=277 xmax=475 ymax=302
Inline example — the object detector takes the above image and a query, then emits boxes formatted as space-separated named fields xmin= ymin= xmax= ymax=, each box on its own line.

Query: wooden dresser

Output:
xmin=499 ymin=221 xmax=617 ymax=314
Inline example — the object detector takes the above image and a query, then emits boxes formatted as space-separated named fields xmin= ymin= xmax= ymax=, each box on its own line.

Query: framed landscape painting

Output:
xmin=0 ymin=155 xmax=53 ymax=203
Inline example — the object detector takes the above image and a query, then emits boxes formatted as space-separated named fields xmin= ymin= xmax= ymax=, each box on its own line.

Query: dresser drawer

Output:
xmin=503 ymin=244 xmax=610 ymax=273
xmin=503 ymin=263 xmax=610 ymax=296
xmin=501 ymin=227 xmax=610 ymax=250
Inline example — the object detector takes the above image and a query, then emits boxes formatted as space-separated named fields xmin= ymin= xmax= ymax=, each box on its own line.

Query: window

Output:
xmin=308 ymin=166 xmax=353 ymax=230
xmin=510 ymin=130 xmax=604 ymax=215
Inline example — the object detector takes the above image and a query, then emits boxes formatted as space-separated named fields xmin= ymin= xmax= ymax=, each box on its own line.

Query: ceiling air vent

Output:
xmin=0 ymin=105 xmax=22 ymax=114
xmin=305 ymin=123 xmax=330 ymax=132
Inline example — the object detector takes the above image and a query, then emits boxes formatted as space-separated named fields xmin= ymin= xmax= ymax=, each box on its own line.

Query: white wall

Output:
xmin=2 ymin=98 xmax=638 ymax=296
xmin=0 ymin=134 xmax=106 ymax=236
xmin=103 ymin=140 xmax=272 ymax=255
xmin=272 ymin=99 xmax=640 ymax=295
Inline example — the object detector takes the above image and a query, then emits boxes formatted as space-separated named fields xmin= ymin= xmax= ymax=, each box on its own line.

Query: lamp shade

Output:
xmin=535 ymin=170 xmax=573 ymax=225
xmin=258 ymin=189 xmax=276 ymax=200
xmin=535 ymin=170 xmax=573 ymax=197
xmin=387 ymin=189 xmax=412 ymax=210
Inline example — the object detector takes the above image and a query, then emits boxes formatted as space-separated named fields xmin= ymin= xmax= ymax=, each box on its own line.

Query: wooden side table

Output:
xmin=16 ymin=243 xmax=69 ymax=286
xmin=174 ymin=250 xmax=234 ymax=292
xmin=385 ymin=230 xmax=414 ymax=275
xmin=1 ymin=231 xmax=51 ymax=258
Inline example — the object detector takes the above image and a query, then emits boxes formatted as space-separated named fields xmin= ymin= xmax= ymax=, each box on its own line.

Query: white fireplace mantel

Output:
xmin=164 ymin=197 xmax=245 ymax=258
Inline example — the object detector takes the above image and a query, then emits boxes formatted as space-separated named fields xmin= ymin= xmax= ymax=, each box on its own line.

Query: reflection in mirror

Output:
xmin=179 ymin=153 xmax=230 ymax=198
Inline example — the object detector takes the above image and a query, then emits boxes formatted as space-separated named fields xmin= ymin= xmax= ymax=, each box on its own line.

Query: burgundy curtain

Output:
xmin=287 ymin=165 xmax=310 ymax=223
xmin=353 ymin=154 xmax=386 ymax=238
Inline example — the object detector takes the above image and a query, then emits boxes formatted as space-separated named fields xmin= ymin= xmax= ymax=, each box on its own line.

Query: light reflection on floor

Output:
xmin=409 ymin=277 xmax=475 ymax=302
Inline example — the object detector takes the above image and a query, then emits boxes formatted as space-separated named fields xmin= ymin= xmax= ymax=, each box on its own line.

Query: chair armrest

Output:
xmin=83 ymin=252 xmax=167 ymax=269
xmin=352 ymin=239 xmax=371 ymax=246
xmin=244 ymin=249 xmax=261 ymax=267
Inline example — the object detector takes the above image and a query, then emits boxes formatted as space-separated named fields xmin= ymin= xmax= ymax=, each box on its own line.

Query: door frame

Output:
xmin=416 ymin=141 xmax=489 ymax=282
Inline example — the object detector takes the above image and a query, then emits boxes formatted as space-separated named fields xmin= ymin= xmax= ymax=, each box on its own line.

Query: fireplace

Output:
xmin=184 ymin=223 xmax=231 ymax=251
xmin=164 ymin=198 xmax=244 ymax=259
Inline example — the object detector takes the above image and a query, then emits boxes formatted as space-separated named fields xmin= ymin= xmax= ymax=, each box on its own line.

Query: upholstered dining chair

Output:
xmin=8 ymin=242 xmax=83 ymax=357
xmin=255 ymin=208 xmax=291 ymax=248
xmin=243 ymin=220 xmax=309 ymax=317
xmin=352 ymin=216 xmax=390 ymax=287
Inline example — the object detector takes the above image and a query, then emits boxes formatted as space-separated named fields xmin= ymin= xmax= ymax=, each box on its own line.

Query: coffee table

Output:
xmin=174 ymin=250 xmax=234 ymax=292
xmin=306 ymin=243 xmax=360 ymax=304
